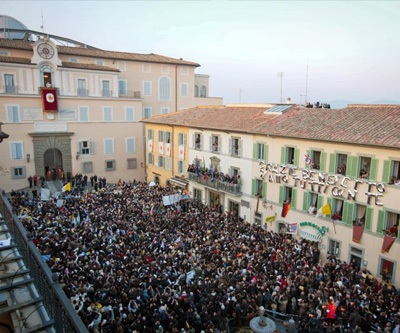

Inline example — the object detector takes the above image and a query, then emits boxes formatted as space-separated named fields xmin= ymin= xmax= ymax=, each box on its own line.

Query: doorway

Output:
xmin=209 ymin=191 xmax=221 ymax=211
xmin=44 ymin=148 xmax=63 ymax=180
xmin=349 ymin=246 xmax=363 ymax=271
xmin=229 ymin=200 xmax=239 ymax=218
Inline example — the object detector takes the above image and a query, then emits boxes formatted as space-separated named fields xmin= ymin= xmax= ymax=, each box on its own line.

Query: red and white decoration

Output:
xmin=178 ymin=145 xmax=185 ymax=159
xmin=158 ymin=142 xmax=164 ymax=155
xmin=41 ymin=87 xmax=58 ymax=112
xmin=165 ymin=143 xmax=171 ymax=156
xmin=148 ymin=140 xmax=153 ymax=152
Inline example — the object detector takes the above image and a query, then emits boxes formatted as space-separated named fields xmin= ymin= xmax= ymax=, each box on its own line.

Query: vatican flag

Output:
xmin=316 ymin=203 xmax=331 ymax=218
xmin=62 ymin=182 xmax=71 ymax=192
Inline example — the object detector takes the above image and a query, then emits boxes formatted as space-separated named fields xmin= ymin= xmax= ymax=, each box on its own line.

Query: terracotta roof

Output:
xmin=142 ymin=105 xmax=282 ymax=132
xmin=143 ymin=104 xmax=400 ymax=149
xmin=61 ymin=62 xmax=120 ymax=72
xmin=0 ymin=55 xmax=31 ymax=64
xmin=0 ymin=39 xmax=200 ymax=67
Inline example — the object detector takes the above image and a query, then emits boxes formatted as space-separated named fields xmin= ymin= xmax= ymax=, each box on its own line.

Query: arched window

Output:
xmin=200 ymin=85 xmax=207 ymax=97
xmin=40 ymin=65 xmax=54 ymax=87
xmin=194 ymin=85 xmax=199 ymax=97
xmin=159 ymin=76 xmax=171 ymax=101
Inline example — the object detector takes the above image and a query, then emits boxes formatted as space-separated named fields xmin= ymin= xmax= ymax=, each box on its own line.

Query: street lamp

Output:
xmin=0 ymin=122 xmax=9 ymax=143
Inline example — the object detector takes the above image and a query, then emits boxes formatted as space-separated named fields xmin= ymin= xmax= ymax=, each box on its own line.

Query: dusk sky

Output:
xmin=2 ymin=1 xmax=400 ymax=108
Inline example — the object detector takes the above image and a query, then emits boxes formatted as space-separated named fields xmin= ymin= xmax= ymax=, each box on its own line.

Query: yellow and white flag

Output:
xmin=316 ymin=203 xmax=331 ymax=218
xmin=62 ymin=182 xmax=71 ymax=192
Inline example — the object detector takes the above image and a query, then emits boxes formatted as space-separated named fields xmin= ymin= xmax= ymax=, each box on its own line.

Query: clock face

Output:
xmin=38 ymin=43 xmax=55 ymax=59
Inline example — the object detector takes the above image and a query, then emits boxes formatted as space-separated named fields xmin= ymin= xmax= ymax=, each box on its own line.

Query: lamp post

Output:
xmin=0 ymin=122 xmax=9 ymax=143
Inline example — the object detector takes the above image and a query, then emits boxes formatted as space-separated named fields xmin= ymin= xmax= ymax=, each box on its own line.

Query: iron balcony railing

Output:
xmin=188 ymin=172 xmax=241 ymax=195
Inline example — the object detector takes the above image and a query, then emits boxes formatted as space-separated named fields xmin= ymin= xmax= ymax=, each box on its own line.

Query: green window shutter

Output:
xmin=369 ymin=158 xmax=378 ymax=181
xmin=291 ymin=188 xmax=297 ymax=210
xmin=252 ymin=179 xmax=257 ymax=196
xmin=317 ymin=195 xmax=324 ymax=210
xmin=320 ymin=152 xmax=327 ymax=172
xmin=376 ymin=210 xmax=386 ymax=235
xmin=253 ymin=143 xmax=257 ymax=160
xmin=281 ymin=147 xmax=286 ymax=164
xmin=327 ymin=197 xmax=332 ymax=218
xmin=294 ymin=148 xmax=299 ymax=166
xmin=343 ymin=201 xmax=354 ymax=225
xmin=279 ymin=186 xmax=284 ymax=204
xmin=365 ymin=207 xmax=373 ymax=231
xmin=262 ymin=182 xmax=267 ymax=199
xmin=303 ymin=192 xmax=310 ymax=211
xmin=382 ymin=160 xmax=392 ymax=183
xmin=348 ymin=156 xmax=359 ymax=178
xmin=329 ymin=153 xmax=336 ymax=173
xmin=264 ymin=145 xmax=269 ymax=161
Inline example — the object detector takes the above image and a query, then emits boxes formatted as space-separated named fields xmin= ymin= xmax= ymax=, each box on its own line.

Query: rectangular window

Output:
xmin=390 ymin=160 xmax=400 ymax=183
xmin=166 ymin=157 xmax=172 ymax=170
xmin=69 ymin=57 xmax=78 ymax=63
xmin=125 ymin=107 xmax=134 ymax=121
xmin=379 ymin=257 xmax=396 ymax=282
xmin=211 ymin=135 xmax=221 ymax=153
xmin=82 ymin=161 xmax=93 ymax=173
xmin=118 ymin=80 xmax=127 ymax=95
xmin=230 ymin=137 xmax=242 ymax=157
xmin=79 ymin=106 xmax=89 ymax=122
xmin=126 ymin=137 xmax=136 ymax=154
xmin=355 ymin=204 xmax=366 ymax=226
xmin=103 ymin=107 xmax=113 ymax=121
xmin=148 ymin=153 xmax=154 ymax=165
xmin=77 ymin=79 xmax=87 ymax=96
xmin=284 ymin=186 xmax=292 ymax=203
xmin=359 ymin=156 xmax=371 ymax=179
xmin=180 ymin=83 xmax=188 ymax=97
xmin=178 ymin=133 xmax=186 ymax=146
xmin=159 ymin=77 xmax=171 ymax=101
xmin=312 ymin=150 xmax=321 ymax=170
xmin=158 ymin=131 xmax=164 ymax=143
xmin=143 ymin=107 xmax=152 ymax=119
xmin=105 ymin=160 xmax=115 ymax=171
xmin=160 ymin=107 xmax=169 ymax=115
xmin=127 ymin=158 xmax=137 ymax=169
xmin=147 ymin=129 xmax=154 ymax=140
xmin=194 ymin=133 xmax=202 ymax=150
xmin=143 ymin=81 xmax=151 ymax=96
xmin=10 ymin=142 xmax=23 ymax=160
xmin=158 ymin=156 xmax=164 ymax=168
xmin=96 ymin=60 xmax=104 ymax=66
xmin=256 ymin=143 xmax=265 ymax=160
xmin=178 ymin=160 xmax=184 ymax=173
xmin=255 ymin=179 xmax=264 ymax=198
xmin=11 ymin=166 xmax=25 ymax=179
xmin=384 ymin=211 xmax=400 ymax=237
xmin=4 ymin=74 xmax=16 ymax=94
xmin=6 ymin=105 xmax=19 ymax=123
xmin=336 ymin=153 xmax=348 ymax=175
xmin=79 ymin=140 xmax=93 ymax=155
xmin=104 ymin=138 xmax=114 ymax=155
xmin=102 ymin=80 xmax=111 ymax=97
xmin=328 ymin=239 xmax=341 ymax=257
xmin=332 ymin=198 xmax=344 ymax=221
xmin=308 ymin=192 xmax=319 ymax=215
xmin=193 ymin=188 xmax=202 ymax=201
xmin=287 ymin=147 xmax=295 ymax=164
xmin=142 ymin=64 xmax=151 ymax=73
xmin=254 ymin=212 xmax=262 ymax=227
xmin=165 ymin=131 xmax=172 ymax=144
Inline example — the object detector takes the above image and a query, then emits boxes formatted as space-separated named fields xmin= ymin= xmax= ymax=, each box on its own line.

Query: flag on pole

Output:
xmin=281 ymin=201 xmax=291 ymax=218
xmin=62 ymin=182 xmax=71 ymax=192
xmin=305 ymin=154 xmax=313 ymax=167
xmin=203 ymin=156 xmax=206 ymax=173
xmin=209 ymin=164 xmax=214 ymax=182
xmin=316 ymin=203 xmax=332 ymax=218
xmin=196 ymin=160 xmax=200 ymax=176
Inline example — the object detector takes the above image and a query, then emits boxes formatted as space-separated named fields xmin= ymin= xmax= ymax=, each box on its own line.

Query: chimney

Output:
xmin=286 ymin=97 xmax=291 ymax=104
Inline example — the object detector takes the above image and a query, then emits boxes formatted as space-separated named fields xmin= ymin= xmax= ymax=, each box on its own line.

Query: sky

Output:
xmin=2 ymin=0 xmax=400 ymax=108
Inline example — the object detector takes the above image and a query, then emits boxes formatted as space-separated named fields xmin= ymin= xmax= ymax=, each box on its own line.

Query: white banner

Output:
xmin=165 ymin=143 xmax=171 ymax=157
xmin=148 ymin=139 xmax=153 ymax=152
xmin=162 ymin=193 xmax=182 ymax=206
xmin=41 ymin=188 xmax=51 ymax=201
xmin=158 ymin=142 xmax=164 ymax=155
xmin=178 ymin=145 xmax=184 ymax=159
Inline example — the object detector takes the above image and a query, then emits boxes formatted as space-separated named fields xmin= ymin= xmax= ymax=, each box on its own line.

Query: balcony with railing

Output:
xmin=188 ymin=172 xmax=241 ymax=195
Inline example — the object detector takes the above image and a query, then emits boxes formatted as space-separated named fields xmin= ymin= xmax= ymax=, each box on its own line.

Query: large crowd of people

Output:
xmin=9 ymin=177 xmax=400 ymax=333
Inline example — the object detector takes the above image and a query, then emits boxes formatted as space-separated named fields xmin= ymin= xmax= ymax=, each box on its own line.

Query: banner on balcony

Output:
xmin=41 ymin=87 xmax=58 ymax=112
xmin=352 ymin=225 xmax=364 ymax=243
xmin=158 ymin=142 xmax=164 ymax=155
xmin=148 ymin=139 xmax=153 ymax=152
xmin=381 ymin=235 xmax=395 ymax=253
xmin=178 ymin=145 xmax=185 ymax=159
xmin=165 ymin=143 xmax=171 ymax=156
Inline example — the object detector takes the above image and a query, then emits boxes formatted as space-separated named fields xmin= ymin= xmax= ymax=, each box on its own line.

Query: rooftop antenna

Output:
xmin=277 ymin=72 xmax=284 ymax=103
xmin=40 ymin=10 xmax=45 ymax=33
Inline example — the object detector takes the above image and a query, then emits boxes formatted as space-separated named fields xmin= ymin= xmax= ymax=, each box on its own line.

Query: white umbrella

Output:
xmin=149 ymin=181 xmax=156 ymax=187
